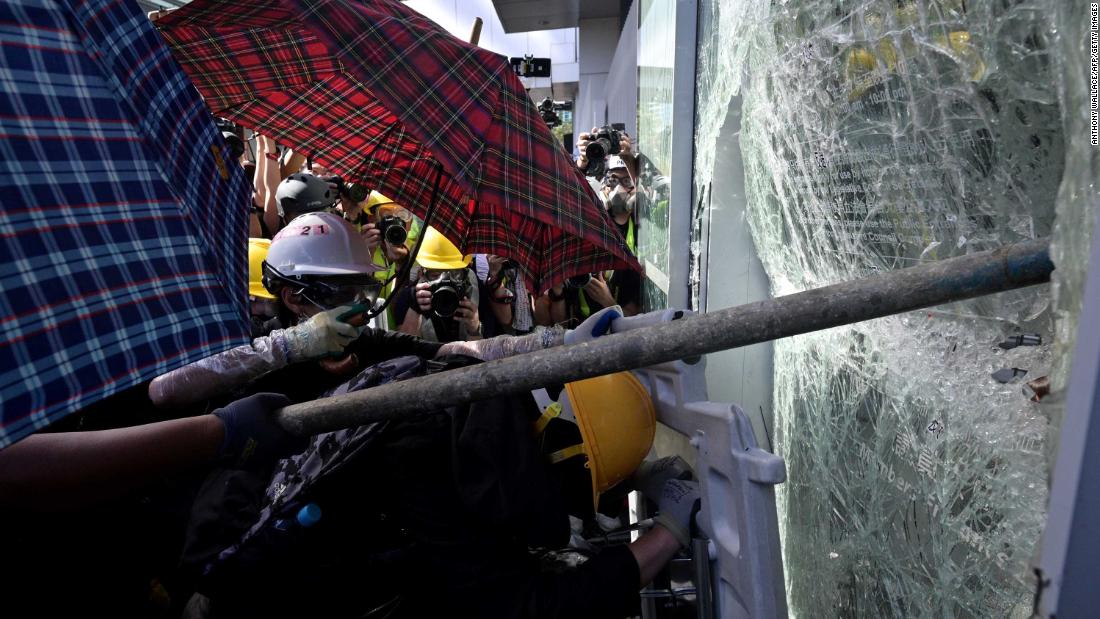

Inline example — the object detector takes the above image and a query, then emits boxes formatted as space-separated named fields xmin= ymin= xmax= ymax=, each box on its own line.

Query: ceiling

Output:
xmin=139 ymin=1 xmax=619 ymax=36
xmin=136 ymin=0 xmax=190 ymax=12
xmin=490 ymin=0 xmax=620 ymax=33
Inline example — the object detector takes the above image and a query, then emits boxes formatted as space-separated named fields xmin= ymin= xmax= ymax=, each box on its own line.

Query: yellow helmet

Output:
xmin=415 ymin=226 xmax=471 ymax=270
xmin=533 ymin=372 xmax=657 ymax=510
xmin=248 ymin=238 xmax=275 ymax=299
xmin=364 ymin=190 xmax=395 ymax=212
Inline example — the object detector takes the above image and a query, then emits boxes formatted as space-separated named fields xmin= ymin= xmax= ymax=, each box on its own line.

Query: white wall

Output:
xmin=403 ymin=0 xmax=578 ymax=87
xmin=701 ymin=97 xmax=775 ymax=451
xmin=604 ymin=0 xmax=638 ymax=137
xmin=575 ymin=17 xmax=620 ymax=135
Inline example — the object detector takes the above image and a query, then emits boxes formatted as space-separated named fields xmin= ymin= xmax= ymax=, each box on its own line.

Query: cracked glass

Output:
xmin=690 ymin=0 xmax=1092 ymax=616
xmin=637 ymin=0 xmax=676 ymax=311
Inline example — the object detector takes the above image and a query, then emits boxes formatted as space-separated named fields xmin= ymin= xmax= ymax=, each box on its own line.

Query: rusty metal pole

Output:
xmin=277 ymin=238 xmax=1054 ymax=436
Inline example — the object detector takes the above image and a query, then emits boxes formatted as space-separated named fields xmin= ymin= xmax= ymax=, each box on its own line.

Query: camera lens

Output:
xmin=384 ymin=225 xmax=407 ymax=245
xmin=566 ymin=273 xmax=592 ymax=288
xmin=431 ymin=285 xmax=461 ymax=317
xmin=345 ymin=183 xmax=369 ymax=203
xmin=380 ymin=216 xmax=407 ymax=245
xmin=585 ymin=139 xmax=609 ymax=162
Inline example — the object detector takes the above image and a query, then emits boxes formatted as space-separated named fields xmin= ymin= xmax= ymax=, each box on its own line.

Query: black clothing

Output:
xmin=476 ymin=273 xmax=506 ymax=337
xmin=194 ymin=359 xmax=642 ymax=618
xmin=563 ymin=267 xmax=641 ymax=326
xmin=4 ymin=453 xmax=209 ymax=617
xmin=562 ymin=218 xmax=640 ymax=326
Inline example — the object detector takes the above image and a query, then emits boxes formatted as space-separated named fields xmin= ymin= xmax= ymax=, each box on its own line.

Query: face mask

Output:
xmin=609 ymin=188 xmax=633 ymax=215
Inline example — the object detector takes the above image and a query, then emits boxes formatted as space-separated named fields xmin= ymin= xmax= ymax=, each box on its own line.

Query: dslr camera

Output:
xmin=564 ymin=273 xmax=594 ymax=288
xmin=377 ymin=214 xmax=407 ymax=246
xmin=215 ymin=118 xmax=246 ymax=160
xmin=424 ymin=272 xmax=471 ymax=318
xmin=538 ymin=97 xmax=561 ymax=128
xmin=320 ymin=175 xmax=370 ymax=204
xmin=583 ymin=124 xmax=625 ymax=178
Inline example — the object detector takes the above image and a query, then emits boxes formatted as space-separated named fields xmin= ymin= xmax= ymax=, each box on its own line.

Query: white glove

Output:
xmin=632 ymin=455 xmax=694 ymax=502
xmin=282 ymin=306 xmax=363 ymax=361
xmin=654 ymin=479 xmax=701 ymax=548
xmin=564 ymin=305 xmax=622 ymax=346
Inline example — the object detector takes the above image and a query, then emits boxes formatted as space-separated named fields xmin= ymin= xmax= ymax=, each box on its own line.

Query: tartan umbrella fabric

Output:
xmin=155 ymin=0 xmax=640 ymax=292
xmin=0 ymin=0 xmax=253 ymax=446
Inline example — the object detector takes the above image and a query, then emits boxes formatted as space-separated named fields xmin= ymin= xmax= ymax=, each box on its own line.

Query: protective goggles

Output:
xmin=603 ymin=174 xmax=634 ymax=189
xmin=296 ymin=276 xmax=382 ymax=310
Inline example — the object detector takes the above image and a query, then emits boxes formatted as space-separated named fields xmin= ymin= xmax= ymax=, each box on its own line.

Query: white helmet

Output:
xmin=263 ymin=212 xmax=380 ymax=298
xmin=605 ymin=155 xmax=628 ymax=171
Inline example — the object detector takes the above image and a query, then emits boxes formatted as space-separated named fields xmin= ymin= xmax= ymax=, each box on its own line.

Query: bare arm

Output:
xmin=0 ymin=416 xmax=223 ymax=512
xmin=533 ymin=292 xmax=552 ymax=326
xmin=281 ymin=149 xmax=306 ymax=180
xmin=253 ymin=136 xmax=269 ymax=215
xmin=398 ymin=307 xmax=422 ymax=335
xmin=257 ymin=134 xmax=281 ymax=234
xmin=628 ymin=525 xmax=683 ymax=586
xmin=549 ymin=287 xmax=568 ymax=325
xmin=489 ymin=297 xmax=513 ymax=330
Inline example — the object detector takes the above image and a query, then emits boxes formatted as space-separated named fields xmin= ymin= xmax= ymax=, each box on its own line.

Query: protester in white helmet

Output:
xmin=150 ymin=212 xmax=621 ymax=408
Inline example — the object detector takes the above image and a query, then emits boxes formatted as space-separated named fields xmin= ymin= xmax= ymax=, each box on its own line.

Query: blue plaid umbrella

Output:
xmin=0 ymin=0 xmax=252 ymax=446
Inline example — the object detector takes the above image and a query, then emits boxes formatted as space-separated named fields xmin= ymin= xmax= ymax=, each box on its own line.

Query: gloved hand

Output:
xmin=212 ymin=392 xmax=307 ymax=470
xmin=564 ymin=305 xmax=622 ymax=345
xmin=282 ymin=305 xmax=364 ymax=361
xmin=633 ymin=455 xmax=694 ymax=503
xmin=653 ymin=479 xmax=700 ymax=548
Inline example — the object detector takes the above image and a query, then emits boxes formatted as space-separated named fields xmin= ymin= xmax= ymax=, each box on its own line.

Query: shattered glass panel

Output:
xmin=1047 ymin=0 xmax=1100 ymax=422
xmin=690 ymin=0 xmax=1089 ymax=615
xmin=636 ymin=0 xmax=676 ymax=311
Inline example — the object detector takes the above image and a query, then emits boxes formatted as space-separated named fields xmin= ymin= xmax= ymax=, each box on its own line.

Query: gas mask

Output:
xmin=609 ymin=188 xmax=635 ymax=216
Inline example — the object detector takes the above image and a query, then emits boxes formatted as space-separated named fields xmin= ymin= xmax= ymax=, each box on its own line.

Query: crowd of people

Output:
xmin=0 ymin=119 xmax=701 ymax=618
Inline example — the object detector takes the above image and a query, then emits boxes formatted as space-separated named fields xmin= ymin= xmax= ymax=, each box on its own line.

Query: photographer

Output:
xmin=344 ymin=191 xmax=421 ymax=330
xmin=545 ymin=156 xmax=641 ymax=327
xmin=575 ymin=125 xmax=637 ymax=182
xmin=405 ymin=226 xmax=482 ymax=343
xmin=474 ymin=254 xmax=535 ymax=336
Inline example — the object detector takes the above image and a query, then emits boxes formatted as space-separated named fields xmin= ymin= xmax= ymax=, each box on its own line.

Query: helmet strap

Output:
xmin=533 ymin=401 xmax=562 ymax=434
xmin=531 ymin=387 xmax=577 ymax=425
xmin=546 ymin=443 xmax=586 ymax=465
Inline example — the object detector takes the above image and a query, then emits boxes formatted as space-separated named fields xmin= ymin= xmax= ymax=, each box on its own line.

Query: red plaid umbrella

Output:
xmin=156 ymin=0 xmax=639 ymax=291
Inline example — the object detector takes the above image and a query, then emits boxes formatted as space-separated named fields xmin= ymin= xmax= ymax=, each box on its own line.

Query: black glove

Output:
xmin=213 ymin=393 xmax=306 ymax=470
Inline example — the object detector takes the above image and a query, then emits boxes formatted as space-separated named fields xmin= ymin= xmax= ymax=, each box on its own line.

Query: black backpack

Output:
xmin=180 ymin=356 xmax=431 ymax=601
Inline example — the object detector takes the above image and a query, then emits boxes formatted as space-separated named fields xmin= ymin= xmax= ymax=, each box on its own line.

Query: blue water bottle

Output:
xmin=274 ymin=502 xmax=322 ymax=532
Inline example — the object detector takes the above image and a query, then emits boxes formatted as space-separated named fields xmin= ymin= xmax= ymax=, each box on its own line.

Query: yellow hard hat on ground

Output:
xmin=416 ymin=226 xmax=472 ymax=270
xmin=532 ymin=371 xmax=657 ymax=510
xmin=248 ymin=238 xmax=275 ymax=299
